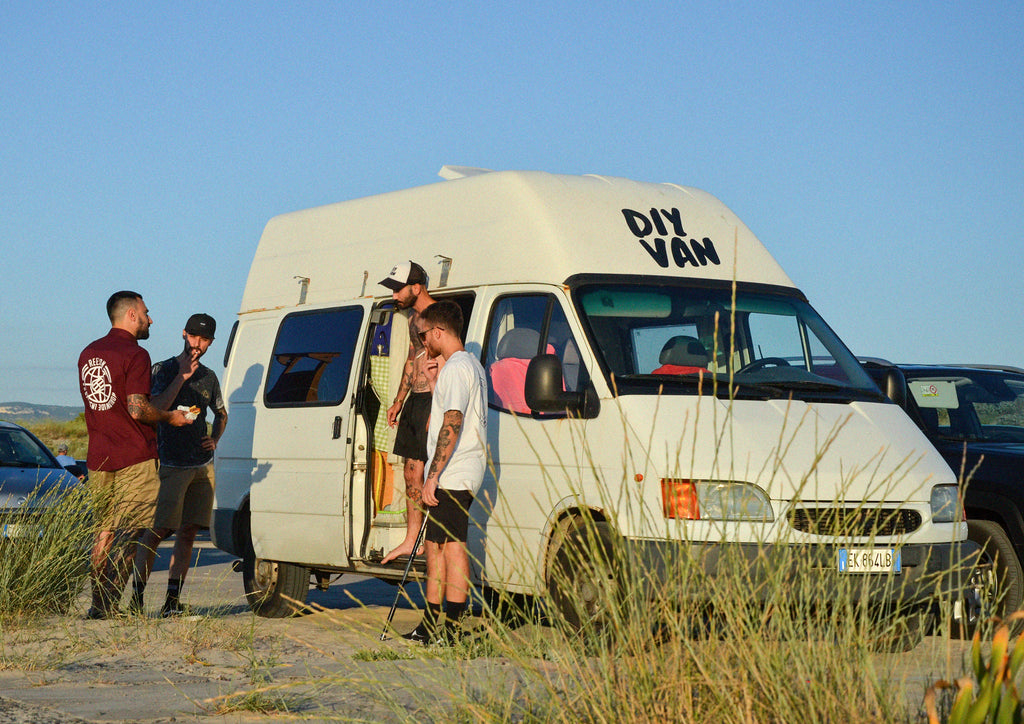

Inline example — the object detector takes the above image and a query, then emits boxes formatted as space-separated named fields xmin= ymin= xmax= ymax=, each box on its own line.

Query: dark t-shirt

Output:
xmin=78 ymin=328 xmax=157 ymax=472
xmin=151 ymin=357 xmax=225 ymax=467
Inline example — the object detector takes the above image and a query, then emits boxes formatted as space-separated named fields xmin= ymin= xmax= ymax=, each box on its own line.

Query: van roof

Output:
xmin=240 ymin=168 xmax=794 ymax=313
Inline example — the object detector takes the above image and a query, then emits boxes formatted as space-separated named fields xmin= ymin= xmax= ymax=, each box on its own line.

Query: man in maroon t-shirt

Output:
xmin=79 ymin=291 xmax=189 ymax=620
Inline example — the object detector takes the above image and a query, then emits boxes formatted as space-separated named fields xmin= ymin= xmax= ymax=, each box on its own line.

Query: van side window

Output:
xmin=484 ymin=294 xmax=583 ymax=414
xmin=265 ymin=307 xmax=364 ymax=406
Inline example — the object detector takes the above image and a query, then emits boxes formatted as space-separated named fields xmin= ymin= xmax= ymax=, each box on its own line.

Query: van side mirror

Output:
xmin=524 ymin=354 xmax=600 ymax=418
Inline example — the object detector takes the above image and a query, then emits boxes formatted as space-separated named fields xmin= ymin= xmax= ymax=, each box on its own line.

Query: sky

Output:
xmin=1 ymin=3 xmax=1021 ymax=406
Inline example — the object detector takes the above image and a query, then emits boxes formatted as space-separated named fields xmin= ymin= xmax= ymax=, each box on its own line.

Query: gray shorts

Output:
xmin=153 ymin=463 xmax=215 ymax=530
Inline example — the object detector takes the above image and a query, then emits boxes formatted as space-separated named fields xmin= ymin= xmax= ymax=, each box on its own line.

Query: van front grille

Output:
xmin=788 ymin=507 xmax=922 ymax=537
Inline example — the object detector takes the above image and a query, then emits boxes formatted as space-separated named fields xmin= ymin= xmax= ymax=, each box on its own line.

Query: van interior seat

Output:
xmin=490 ymin=328 xmax=542 ymax=414
xmin=651 ymin=335 xmax=710 ymax=375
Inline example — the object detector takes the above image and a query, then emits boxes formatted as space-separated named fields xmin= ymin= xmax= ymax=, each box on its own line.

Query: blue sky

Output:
xmin=2 ymin=3 xmax=1021 ymax=406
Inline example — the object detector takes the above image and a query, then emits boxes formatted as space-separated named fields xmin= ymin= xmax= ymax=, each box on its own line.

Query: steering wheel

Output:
xmin=737 ymin=357 xmax=792 ymax=373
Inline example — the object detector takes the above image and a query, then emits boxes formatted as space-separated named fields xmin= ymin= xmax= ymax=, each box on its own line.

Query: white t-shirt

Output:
xmin=426 ymin=350 xmax=487 ymax=493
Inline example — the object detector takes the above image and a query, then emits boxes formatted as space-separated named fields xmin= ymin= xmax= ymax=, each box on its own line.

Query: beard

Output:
xmin=137 ymin=327 xmax=150 ymax=340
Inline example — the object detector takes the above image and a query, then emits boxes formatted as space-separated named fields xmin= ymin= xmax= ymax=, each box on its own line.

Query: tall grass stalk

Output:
xmin=0 ymin=479 xmax=93 ymax=618
xmin=306 ymin=396 xmax=976 ymax=723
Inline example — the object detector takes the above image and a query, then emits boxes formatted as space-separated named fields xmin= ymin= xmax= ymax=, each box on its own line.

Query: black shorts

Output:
xmin=393 ymin=391 xmax=431 ymax=462
xmin=426 ymin=489 xmax=475 ymax=544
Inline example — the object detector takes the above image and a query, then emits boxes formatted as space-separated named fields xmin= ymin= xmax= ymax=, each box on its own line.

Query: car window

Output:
xmin=484 ymin=294 xmax=585 ymax=415
xmin=264 ymin=306 xmax=364 ymax=406
xmin=0 ymin=428 xmax=57 ymax=468
xmin=908 ymin=372 xmax=1024 ymax=443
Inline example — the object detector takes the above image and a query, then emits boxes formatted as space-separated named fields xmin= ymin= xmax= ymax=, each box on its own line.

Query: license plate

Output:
xmin=838 ymin=548 xmax=901 ymax=574
xmin=2 ymin=523 xmax=41 ymax=539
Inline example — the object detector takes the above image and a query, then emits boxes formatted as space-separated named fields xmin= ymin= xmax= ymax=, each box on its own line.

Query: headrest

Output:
xmin=496 ymin=328 xmax=540 ymax=360
xmin=659 ymin=336 xmax=709 ymax=367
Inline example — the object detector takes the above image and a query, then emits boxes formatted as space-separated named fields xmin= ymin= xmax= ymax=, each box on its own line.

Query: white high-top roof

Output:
xmin=239 ymin=167 xmax=793 ymax=313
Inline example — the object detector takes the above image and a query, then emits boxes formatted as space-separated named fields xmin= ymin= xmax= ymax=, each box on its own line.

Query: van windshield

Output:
xmin=573 ymin=281 xmax=882 ymax=402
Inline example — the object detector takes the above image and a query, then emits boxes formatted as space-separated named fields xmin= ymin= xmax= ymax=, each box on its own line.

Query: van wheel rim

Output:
xmin=254 ymin=559 xmax=278 ymax=590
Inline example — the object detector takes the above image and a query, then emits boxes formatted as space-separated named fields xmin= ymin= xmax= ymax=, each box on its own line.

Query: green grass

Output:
xmin=22 ymin=415 xmax=89 ymax=461
xmin=0 ymin=481 xmax=94 ymax=619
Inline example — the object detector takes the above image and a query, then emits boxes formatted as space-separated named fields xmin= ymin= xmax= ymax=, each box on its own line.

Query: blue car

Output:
xmin=0 ymin=420 xmax=82 ymax=539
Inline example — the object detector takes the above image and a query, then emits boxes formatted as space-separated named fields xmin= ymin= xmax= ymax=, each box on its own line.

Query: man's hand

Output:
xmin=167 ymin=409 xmax=191 ymax=427
xmin=422 ymin=477 xmax=439 ymax=507
xmin=200 ymin=435 xmax=218 ymax=452
xmin=386 ymin=399 xmax=402 ymax=427
xmin=180 ymin=348 xmax=200 ymax=380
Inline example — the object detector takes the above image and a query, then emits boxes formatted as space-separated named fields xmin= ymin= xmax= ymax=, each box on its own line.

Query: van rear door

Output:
xmin=249 ymin=302 xmax=372 ymax=568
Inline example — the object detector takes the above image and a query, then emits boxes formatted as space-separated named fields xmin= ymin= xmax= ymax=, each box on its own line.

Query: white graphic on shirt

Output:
xmin=81 ymin=357 xmax=116 ymax=411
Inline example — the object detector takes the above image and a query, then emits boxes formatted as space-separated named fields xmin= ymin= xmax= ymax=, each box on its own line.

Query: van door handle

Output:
xmin=332 ymin=416 xmax=342 ymax=439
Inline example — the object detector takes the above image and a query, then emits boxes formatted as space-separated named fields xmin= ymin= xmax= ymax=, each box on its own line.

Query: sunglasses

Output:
xmin=417 ymin=326 xmax=441 ymax=342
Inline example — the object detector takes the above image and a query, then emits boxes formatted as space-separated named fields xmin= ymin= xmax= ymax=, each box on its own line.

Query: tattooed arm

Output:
xmin=387 ymin=339 xmax=416 ymax=427
xmin=421 ymin=409 xmax=463 ymax=507
xmin=128 ymin=394 xmax=190 ymax=427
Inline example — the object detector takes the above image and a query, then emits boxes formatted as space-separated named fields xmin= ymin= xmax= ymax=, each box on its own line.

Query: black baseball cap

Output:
xmin=379 ymin=261 xmax=428 ymax=291
xmin=185 ymin=313 xmax=216 ymax=339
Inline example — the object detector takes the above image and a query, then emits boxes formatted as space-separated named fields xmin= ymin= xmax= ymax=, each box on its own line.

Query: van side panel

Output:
xmin=211 ymin=315 xmax=277 ymax=554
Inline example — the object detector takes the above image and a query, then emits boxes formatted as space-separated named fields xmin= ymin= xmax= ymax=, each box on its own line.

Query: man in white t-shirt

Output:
xmin=402 ymin=300 xmax=487 ymax=644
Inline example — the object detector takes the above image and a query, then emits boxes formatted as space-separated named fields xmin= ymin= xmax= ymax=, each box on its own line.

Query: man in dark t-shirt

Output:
xmin=131 ymin=313 xmax=228 ymax=616
xmin=79 ymin=291 xmax=189 ymax=620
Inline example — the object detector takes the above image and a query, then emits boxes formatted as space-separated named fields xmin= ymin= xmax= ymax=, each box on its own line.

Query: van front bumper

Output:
xmin=624 ymin=538 xmax=981 ymax=605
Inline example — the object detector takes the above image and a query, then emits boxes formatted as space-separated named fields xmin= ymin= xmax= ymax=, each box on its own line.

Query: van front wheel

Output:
xmin=963 ymin=519 xmax=1024 ymax=631
xmin=546 ymin=518 xmax=620 ymax=632
xmin=240 ymin=518 xmax=309 ymax=617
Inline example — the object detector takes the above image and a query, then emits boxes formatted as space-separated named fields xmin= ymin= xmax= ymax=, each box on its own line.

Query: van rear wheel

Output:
xmin=240 ymin=515 xmax=309 ymax=617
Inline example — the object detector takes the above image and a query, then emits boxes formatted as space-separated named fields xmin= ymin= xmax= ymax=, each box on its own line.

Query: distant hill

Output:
xmin=0 ymin=402 xmax=84 ymax=423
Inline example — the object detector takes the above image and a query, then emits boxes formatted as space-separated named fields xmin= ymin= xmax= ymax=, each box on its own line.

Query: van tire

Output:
xmin=239 ymin=514 xmax=309 ymax=617
xmin=546 ymin=518 xmax=620 ymax=631
xmin=963 ymin=520 xmax=1024 ymax=631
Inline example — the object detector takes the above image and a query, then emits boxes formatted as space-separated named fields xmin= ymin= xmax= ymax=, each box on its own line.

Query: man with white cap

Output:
xmin=378 ymin=261 xmax=438 ymax=564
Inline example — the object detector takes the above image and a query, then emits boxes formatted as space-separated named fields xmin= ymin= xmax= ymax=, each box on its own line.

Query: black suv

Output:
xmin=862 ymin=361 xmax=1024 ymax=622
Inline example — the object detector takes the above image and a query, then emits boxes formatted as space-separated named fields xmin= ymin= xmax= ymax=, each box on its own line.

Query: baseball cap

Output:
xmin=185 ymin=313 xmax=216 ymax=339
xmin=379 ymin=261 xmax=428 ymax=291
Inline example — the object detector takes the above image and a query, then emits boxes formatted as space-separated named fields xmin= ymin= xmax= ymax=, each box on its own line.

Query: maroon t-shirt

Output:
xmin=78 ymin=328 xmax=158 ymax=471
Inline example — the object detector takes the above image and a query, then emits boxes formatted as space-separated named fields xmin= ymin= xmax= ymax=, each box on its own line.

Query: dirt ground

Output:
xmin=0 ymin=535 xmax=472 ymax=723
xmin=0 ymin=535 xmax=975 ymax=723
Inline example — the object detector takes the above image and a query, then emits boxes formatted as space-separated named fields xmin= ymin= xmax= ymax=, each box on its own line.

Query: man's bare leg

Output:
xmin=89 ymin=530 xmax=117 ymax=613
xmin=133 ymin=528 xmax=171 ymax=589
xmin=382 ymin=458 xmax=426 ymax=563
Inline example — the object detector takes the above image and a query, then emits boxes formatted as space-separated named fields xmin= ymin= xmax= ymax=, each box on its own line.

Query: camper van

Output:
xmin=212 ymin=167 xmax=974 ymax=628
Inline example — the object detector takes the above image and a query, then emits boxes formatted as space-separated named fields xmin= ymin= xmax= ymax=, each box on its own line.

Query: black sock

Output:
xmin=444 ymin=600 xmax=467 ymax=624
xmin=165 ymin=578 xmax=183 ymax=607
xmin=422 ymin=601 xmax=442 ymax=631
xmin=132 ymin=578 xmax=145 ymax=603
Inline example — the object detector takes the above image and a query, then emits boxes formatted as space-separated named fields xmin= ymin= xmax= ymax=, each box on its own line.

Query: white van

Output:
xmin=212 ymin=167 xmax=975 ymax=622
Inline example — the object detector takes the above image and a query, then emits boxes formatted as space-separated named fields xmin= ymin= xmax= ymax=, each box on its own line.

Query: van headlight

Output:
xmin=930 ymin=485 xmax=962 ymax=523
xmin=660 ymin=479 xmax=774 ymax=521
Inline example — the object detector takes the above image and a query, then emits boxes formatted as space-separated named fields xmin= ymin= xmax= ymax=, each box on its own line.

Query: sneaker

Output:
xmin=400 ymin=622 xmax=434 ymax=644
xmin=85 ymin=606 xmax=122 ymax=620
xmin=438 ymin=619 xmax=471 ymax=646
xmin=160 ymin=602 xmax=194 ymax=618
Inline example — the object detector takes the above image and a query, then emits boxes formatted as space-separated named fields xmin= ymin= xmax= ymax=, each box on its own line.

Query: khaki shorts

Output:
xmin=153 ymin=464 xmax=215 ymax=530
xmin=88 ymin=459 xmax=161 ymax=532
